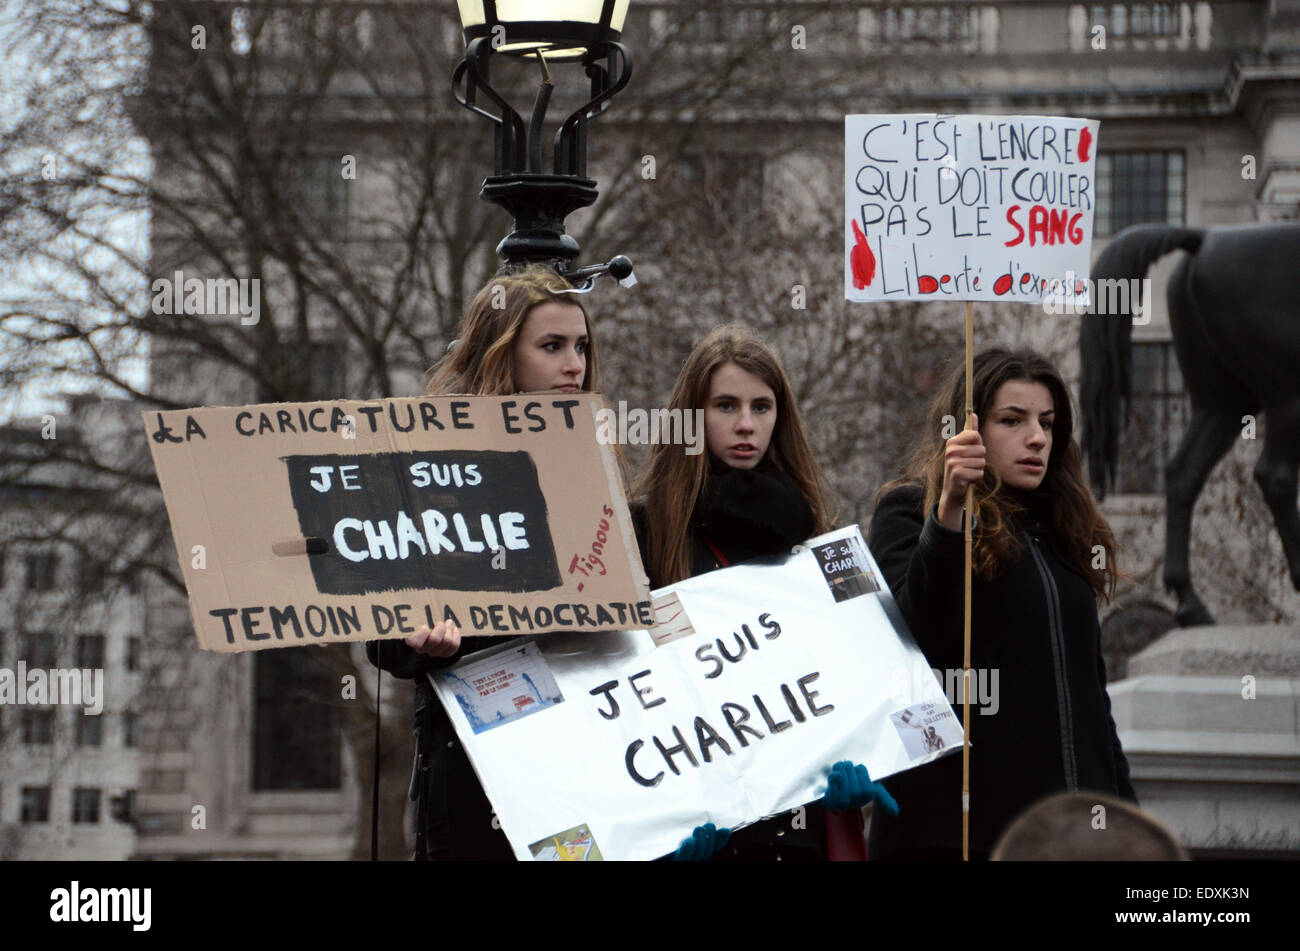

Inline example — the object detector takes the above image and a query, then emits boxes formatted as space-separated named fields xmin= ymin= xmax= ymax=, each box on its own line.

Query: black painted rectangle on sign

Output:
xmin=814 ymin=536 xmax=879 ymax=603
xmin=283 ymin=450 xmax=560 ymax=596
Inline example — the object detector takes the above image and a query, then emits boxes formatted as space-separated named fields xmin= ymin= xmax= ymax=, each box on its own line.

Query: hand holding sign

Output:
xmin=822 ymin=760 xmax=900 ymax=815
xmin=407 ymin=621 xmax=462 ymax=659
xmin=673 ymin=823 xmax=731 ymax=861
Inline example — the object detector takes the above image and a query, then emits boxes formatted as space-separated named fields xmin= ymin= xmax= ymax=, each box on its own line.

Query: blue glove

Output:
xmin=822 ymin=760 xmax=900 ymax=816
xmin=673 ymin=822 xmax=731 ymax=861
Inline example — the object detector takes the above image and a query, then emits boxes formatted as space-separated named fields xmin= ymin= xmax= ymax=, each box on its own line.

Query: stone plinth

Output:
xmin=1107 ymin=625 xmax=1300 ymax=855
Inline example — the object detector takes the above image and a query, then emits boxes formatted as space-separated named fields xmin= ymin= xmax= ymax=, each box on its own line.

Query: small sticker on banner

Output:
xmin=814 ymin=535 xmax=880 ymax=602
xmin=529 ymin=823 xmax=603 ymax=861
xmin=649 ymin=591 xmax=695 ymax=646
xmin=890 ymin=702 xmax=963 ymax=760
xmin=439 ymin=640 xmax=563 ymax=735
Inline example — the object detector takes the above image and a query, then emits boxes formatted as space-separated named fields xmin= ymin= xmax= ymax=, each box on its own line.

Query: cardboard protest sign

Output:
xmin=143 ymin=395 xmax=652 ymax=652
xmin=430 ymin=526 xmax=962 ymax=861
xmin=845 ymin=114 xmax=1099 ymax=303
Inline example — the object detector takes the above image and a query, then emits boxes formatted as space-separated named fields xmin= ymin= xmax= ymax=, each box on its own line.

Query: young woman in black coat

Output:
xmin=867 ymin=347 xmax=1136 ymax=860
xmin=365 ymin=264 xmax=599 ymax=860
xmin=632 ymin=324 xmax=897 ymax=861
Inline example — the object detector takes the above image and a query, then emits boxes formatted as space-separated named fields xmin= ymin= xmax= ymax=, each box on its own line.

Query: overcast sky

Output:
xmin=0 ymin=0 xmax=151 ymax=424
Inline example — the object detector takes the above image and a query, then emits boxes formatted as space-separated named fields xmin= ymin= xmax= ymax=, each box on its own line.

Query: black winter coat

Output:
xmin=365 ymin=636 xmax=515 ymax=860
xmin=632 ymin=454 xmax=826 ymax=861
xmin=866 ymin=484 xmax=1136 ymax=860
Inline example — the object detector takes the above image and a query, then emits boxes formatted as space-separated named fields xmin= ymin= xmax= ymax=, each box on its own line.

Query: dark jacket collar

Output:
xmin=1005 ymin=486 xmax=1054 ymax=538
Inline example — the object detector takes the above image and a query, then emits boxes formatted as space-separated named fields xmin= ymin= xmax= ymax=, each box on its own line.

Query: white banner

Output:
xmin=430 ymin=526 xmax=962 ymax=861
xmin=845 ymin=113 xmax=1099 ymax=304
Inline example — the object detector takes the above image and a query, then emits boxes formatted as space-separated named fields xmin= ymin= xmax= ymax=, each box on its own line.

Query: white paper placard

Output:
xmin=430 ymin=526 xmax=961 ymax=861
xmin=845 ymin=113 xmax=1099 ymax=304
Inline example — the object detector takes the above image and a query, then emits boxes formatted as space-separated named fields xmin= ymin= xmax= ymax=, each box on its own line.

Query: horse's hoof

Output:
xmin=1175 ymin=597 xmax=1215 ymax=628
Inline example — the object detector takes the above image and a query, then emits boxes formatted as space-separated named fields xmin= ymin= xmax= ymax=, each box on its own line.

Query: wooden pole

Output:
xmin=962 ymin=300 xmax=974 ymax=862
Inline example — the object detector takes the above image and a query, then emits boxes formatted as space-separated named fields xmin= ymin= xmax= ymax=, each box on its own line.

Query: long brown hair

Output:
xmin=880 ymin=347 xmax=1120 ymax=601
xmin=425 ymin=264 xmax=599 ymax=396
xmin=634 ymin=324 xmax=834 ymax=587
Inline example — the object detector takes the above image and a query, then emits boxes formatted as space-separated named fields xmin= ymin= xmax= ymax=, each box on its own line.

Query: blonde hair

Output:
xmin=425 ymin=265 xmax=598 ymax=396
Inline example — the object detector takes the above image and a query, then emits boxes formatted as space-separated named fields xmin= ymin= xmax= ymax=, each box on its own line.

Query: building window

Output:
xmin=110 ymin=789 xmax=136 ymax=824
xmin=75 ymin=634 xmax=105 ymax=669
xmin=76 ymin=714 xmax=103 ymax=748
xmin=883 ymin=4 xmax=973 ymax=44
xmin=21 ymin=633 xmax=57 ymax=668
xmin=229 ymin=6 xmax=252 ymax=56
xmin=1091 ymin=3 xmax=1181 ymax=39
xmin=72 ymin=788 xmax=101 ymax=824
xmin=21 ymin=786 xmax=51 ymax=823
xmin=126 ymin=637 xmax=141 ymax=672
xmin=22 ymin=709 xmax=55 ymax=745
xmin=1116 ymin=341 xmax=1190 ymax=494
xmin=1095 ymin=151 xmax=1184 ymax=237
xmin=79 ymin=556 xmax=106 ymax=592
xmin=353 ymin=8 xmax=374 ymax=50
xmin=686 ymin=5 xmax=771 ymax=44
xmin=308 ymin=340 xmax=348 ymax=400
xmin=24 ymin=552 xmax=57 ymax=591
xmin=123 ymin=712 xmax=139 ymax=748
xmin=252 ymin=650 xmax=342 ymax=791
xmin=296 ymin=155 xmax=350 ymax=239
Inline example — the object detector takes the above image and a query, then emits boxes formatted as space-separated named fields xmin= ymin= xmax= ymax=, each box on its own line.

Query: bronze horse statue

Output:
xmin=1080 ymin=222 xmax=1300 ymax=627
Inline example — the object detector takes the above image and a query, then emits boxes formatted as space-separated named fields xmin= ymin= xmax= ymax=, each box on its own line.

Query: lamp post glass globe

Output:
xmin=456 ymin=0 xmax=630 ymax=60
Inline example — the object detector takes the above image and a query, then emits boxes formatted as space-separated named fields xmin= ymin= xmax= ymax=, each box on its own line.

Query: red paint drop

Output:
xmin=850 ymin=219 xmax=876 ymax=290
xmin=993 ymin=273 xmax=1013 ymax=296
xmin=918 ymin=275 xmax=938 ymax=294
xmin=1078 ymin=126 xmax=1092 ymax=163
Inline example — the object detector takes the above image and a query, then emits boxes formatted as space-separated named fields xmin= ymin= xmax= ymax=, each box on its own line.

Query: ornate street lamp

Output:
xmin=454 ymin=1 xmax=636 ymax=285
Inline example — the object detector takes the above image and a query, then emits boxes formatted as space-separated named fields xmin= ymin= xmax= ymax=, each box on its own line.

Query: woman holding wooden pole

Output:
xmin=866 ymin=347 xmax=1136 ymax=860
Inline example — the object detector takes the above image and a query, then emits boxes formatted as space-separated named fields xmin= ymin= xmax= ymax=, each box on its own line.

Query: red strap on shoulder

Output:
xmin=701 ymin=534 xmax=730 ymax=567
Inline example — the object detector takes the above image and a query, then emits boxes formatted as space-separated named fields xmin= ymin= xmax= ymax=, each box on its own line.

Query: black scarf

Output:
xmin=690 ymin=452 xmax=815 ymax=556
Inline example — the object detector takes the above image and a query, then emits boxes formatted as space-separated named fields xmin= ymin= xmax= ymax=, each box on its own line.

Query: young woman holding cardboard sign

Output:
xmin=867 ymin=347 xmax=1136 ymax=860
xmin=632 ymin=324 xmax=899 ymax=861
xmin=365 ymin=264 xmax=597 ymax=861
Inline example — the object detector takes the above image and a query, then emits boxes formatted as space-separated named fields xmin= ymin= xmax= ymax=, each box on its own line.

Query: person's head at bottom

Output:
xmin=991 ymin=791 xmax=1188 ymax=860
